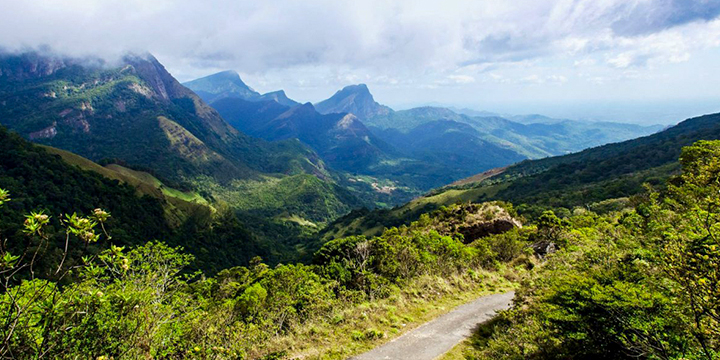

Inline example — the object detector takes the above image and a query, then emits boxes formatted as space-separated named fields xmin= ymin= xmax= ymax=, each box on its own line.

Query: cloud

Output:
xmin=445 ymin=75 xmax=476 ymax=84
xmin=610 ymin=0 xmax=720 ymax=36
xmin=2 ymin=0 xmax=718 ymax=74
xmin=518 ymin=74 xmax=568 ymax=85
xmin=1 ymin=0 xmax=720 ymax=110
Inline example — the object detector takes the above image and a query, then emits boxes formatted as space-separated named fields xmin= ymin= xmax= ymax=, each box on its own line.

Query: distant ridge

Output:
xmin=184 ymin=70 xmax=299 ymax=106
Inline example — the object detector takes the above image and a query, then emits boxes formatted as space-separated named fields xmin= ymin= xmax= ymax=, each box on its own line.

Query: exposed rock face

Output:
xmin=123 ymin=54 xmax=184 ymax=100
xmin=531 ymin=241 xmax=557 ymax=258
xmin=431 ymin=202 xmax=522 ymax=243
xmin=29 ymin=122 xmax=57 ymax=139
xmin=123 ymin=53 xmax=240 ymax=140
xmin=129 ymin=83 xmax=153 ymax=98
xmin=458 ymin=218 xmax=520 ymax=243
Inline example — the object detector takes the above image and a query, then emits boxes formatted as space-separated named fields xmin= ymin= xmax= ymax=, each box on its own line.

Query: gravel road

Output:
xmin=349 ymin=291 xmax=514 ymax=360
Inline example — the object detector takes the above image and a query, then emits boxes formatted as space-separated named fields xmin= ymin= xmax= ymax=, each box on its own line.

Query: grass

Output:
xmin=40 ymin=145 xmax=126 ymax=182
xmin=157 ymin=116 xmax=223 ymax=163
xmin=253 ymin=267 xmax=520 ymax=359
xmin=41 ymin=145 xmax=212 ymax=226
xmin=405 ymin=183 xmax=509 ymax=212
xmin=192 ymin=174 xmax=354 ymax=223
xmin=440 ymin=342 xmax=468 ymax=360
xmin=275 ymin=214 xmax=318 ymax=228
xmin=105 ymin=164 xmax=163 ymax=187
xmin=438 ymin=314 xmax=507 ymax=360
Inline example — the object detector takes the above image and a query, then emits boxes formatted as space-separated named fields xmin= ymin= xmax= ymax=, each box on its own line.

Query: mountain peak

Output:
xmin=183 ymin=70 xmax=259 ymax=102
xmin=258 ymin=89 xmax=300 ymax=107
xmin=346 ymin=83 xmax=369 ymax=91
xmin=217 ymin=69 xmax=240 ymax=77
xmin=123 ymin=52 xmax=193 ymax=101
xmin=335 ymin=84 xmax=371 ymax=98
xmin=184 ymin=71 xmax=300 ymax=107
xmin=315 ymin=83 xmax=392 ymax=120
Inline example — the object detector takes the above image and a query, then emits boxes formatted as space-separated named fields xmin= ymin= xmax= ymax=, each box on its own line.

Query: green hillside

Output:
xmin=0 ymin=52 xmax=363 ymax=227
xmin=40 ymin=145 xmax=211 ymax=227
xmin=322 ymin=112 xmax=720 ymax=239
xmin=0 ymin=126 xmax=173 ymax=264
xmin=4 ymin=138 xmax=720 ymax=359
xmin=0 ymin=125 xmax=310 ymax=274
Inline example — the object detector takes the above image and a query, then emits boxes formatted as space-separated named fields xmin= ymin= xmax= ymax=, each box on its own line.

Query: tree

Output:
xmin=0 ymin=188 xmax=114 ymax=358
xmin=657 ymin=140 xmax=720 ymax=359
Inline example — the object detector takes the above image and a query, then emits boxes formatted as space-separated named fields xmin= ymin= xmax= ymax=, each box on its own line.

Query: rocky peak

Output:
xmin=315 ymin=83 xmax=392 ymax=120
xmin=123 ymin=53 xmax=191 ymax=101
xmin=259 ymin=90 xmax=299 ymax=107
xmin=183 ymin=70 xmax=259 ymax=100
xmin=335 ymin=113 xmax=363 ymax=130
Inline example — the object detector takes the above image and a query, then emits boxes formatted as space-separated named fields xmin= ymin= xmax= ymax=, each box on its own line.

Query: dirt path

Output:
xmin=349 ymin=291 xmax=514 ymax=360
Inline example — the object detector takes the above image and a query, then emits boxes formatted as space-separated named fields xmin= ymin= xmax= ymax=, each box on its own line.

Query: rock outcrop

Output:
xmin=430 ymin=202 xmax=522 ymax=243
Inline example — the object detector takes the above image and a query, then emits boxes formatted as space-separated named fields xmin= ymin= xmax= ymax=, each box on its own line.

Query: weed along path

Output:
xmin=349 ymin=291 xmax=514 ymax=360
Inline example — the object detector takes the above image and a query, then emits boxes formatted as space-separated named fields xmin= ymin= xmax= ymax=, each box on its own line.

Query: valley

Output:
xmin=0 ymin=50 xmax=663 ymax=268
xmin=0 ymin=43 xmax=719 ymax=360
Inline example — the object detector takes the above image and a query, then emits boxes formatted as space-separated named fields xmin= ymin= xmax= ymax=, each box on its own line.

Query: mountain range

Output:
xmin=185 ymin=72 xmax=662 ymax=196
xmin=0 ymin=51 xmax=374 ymax=259
xmin=321 ymin=110 xmax=720 ymax=240
xmin=314 ymin=84 xmax=663 ymax=158
xmin=0 ymin=51 xmax=678 ymax=266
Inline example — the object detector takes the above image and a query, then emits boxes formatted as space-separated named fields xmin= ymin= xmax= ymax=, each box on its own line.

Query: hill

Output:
xmin=365 ymin=105 xmax=662 ymax=159
xmin=212 ymin=99 xmax=396 ymax=172
xmin=0 ymin=51 xmax=359 ymax=226
xmin=39 ymin=145 xmax=210 ymax=227
xmin=372 ymin=119 xmax=526 ymax=173
xmin=321 ymin=111 xmax=720 ymax=239
xmin=0 ymin=125 xmax=290 ymax=274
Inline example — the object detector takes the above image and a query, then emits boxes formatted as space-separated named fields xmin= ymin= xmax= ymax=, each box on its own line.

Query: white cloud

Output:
xmin=1 ymin=0 xmax=719 ymax=112
xmin=574 ymin=58 xmax=597 ymax=67
xmin=446 ymin=75 xmax=476 ymax=84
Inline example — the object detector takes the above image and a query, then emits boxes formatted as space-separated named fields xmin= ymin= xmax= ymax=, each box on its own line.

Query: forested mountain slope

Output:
xmin=207 ymin=88 xmax=529 ymax=198
xmin=0 ymin=125 xmax=283 ymax=274
xmin=321 ymin=112 xmax=720 ymax=239
xmin=0 ymin=51 xmax=362 ymax=226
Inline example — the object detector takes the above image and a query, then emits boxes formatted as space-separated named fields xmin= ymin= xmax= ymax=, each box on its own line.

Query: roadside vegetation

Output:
xmin=451 ymin=140 xmax=720 ymax=359
xmin=0 ymin=191 xmax=530 ymax=359
xmin=2 ymin=139 xmax=719 ymax=359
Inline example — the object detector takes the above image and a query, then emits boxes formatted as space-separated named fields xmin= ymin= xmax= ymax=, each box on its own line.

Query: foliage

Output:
xmin=0 ymin=125 xmax=292 ymax=274
xmin=0 ymin=184 xmax=528 ymax=359
xmin=466 ymin=140 xmax=720 ymax=360
xmin=325 ymin=112 xmax=720 ymax=238
xmin=0 ymin=51 xmax=372 ymax=250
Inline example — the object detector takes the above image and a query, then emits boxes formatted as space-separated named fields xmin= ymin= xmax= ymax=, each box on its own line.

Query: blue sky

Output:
xmin=2 ymin=0 xmax=720 ymax=124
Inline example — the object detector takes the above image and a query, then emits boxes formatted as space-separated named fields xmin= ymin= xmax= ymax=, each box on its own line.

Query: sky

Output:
xmin=2 ymin=0 xmax=720 ymax=125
